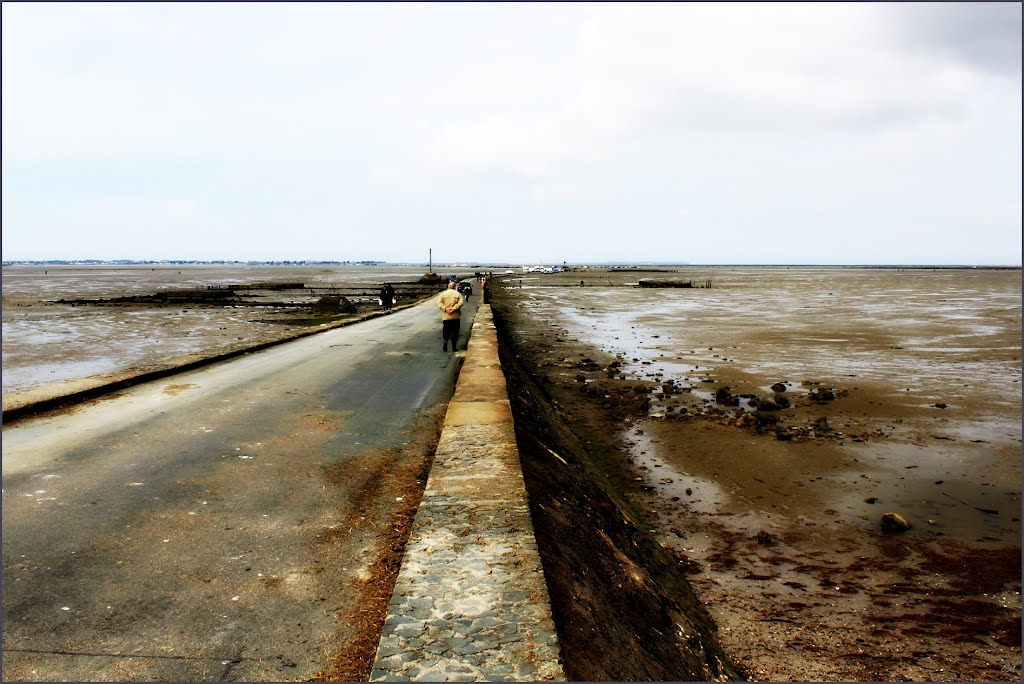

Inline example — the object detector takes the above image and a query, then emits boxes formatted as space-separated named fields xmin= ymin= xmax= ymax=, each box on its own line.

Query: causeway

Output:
xmin=369 ymin=304 xmax=565 ymax=682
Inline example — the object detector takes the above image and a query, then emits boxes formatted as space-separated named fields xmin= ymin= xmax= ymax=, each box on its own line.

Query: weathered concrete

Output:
xmin=370 ymin=305 xmax=565 ymax=682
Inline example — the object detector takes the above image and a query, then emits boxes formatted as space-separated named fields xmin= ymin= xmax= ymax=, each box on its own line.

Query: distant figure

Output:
xmin=380 ymin=283 xmax=396 ymax=311
xmin=438 ymin=281 xmax=465 ymax=352
xmin=580 ymin=280 xmax=585 ymax=287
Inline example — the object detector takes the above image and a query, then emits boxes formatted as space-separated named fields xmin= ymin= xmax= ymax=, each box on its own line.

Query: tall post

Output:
xmin=429 ymin=248 xmax=432 ymax=272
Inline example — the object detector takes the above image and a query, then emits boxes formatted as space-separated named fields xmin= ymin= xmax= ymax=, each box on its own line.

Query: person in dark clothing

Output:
xmin=380 ymin=283 xmax=396 ymax=311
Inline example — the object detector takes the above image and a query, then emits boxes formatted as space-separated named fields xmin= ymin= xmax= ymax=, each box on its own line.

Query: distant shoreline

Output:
xmin=2 ymin=260 xmax=1021 ymax=270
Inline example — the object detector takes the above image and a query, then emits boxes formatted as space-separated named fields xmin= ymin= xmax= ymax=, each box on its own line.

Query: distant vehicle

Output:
xmin=503 ymin=270 xmax=515 ymax=275
xmin=457 ymin=282 xmax=473 ymax=297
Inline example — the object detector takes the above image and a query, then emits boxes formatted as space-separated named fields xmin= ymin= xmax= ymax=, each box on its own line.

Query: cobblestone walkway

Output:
xmin=369 ymin=304 xmax=564 ymax=682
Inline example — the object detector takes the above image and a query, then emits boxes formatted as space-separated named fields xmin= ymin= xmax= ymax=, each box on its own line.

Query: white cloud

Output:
xmin=2 ymin=2 xmax=1020 ymax=264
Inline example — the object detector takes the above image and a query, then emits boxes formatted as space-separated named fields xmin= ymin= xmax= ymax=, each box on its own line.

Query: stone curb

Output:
xmin=369 ymin=305 xmax=565 ymax=683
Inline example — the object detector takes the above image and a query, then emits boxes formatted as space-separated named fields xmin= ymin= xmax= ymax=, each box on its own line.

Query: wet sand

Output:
xmin=1 ymin=264 xmax=445 ymax=405
xmin=493 ymin=266 xmax=1021 ymax=681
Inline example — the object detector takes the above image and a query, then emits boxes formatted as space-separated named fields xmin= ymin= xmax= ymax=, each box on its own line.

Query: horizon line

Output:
xmin=3 ymin=259 xmax=1021 ymax=269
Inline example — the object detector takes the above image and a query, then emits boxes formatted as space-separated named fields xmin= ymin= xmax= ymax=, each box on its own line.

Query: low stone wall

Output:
xmin=369 ymin=305 xmax=565 ymax=682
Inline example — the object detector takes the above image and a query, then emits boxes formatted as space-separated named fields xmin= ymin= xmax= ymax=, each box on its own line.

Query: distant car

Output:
xmin=457 ymin=282 xmax=473 ymax=297
xmin=503 ymin=270 xmax=515 ymax=275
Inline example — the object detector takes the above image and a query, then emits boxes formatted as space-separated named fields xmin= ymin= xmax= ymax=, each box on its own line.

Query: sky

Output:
xmin=2 ymin=2 xmax=1021 ymax=266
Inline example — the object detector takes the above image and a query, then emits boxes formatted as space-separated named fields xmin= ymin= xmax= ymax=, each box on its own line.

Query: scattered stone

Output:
xmin=771 ymin=382 xmax=788 ymax=393
xmin=864 ymin=497 xmax=878 ymax=504
xmin=880 ymin=512 xmax=912 ymax=533
xmin=735 ymin=413 xmax=756 ymax=428
xmin=755 ymin=530 xmax=773 ymax=545
xmin=933 ymin=403 xmax=947 ymax=409
xmin=715 ymin=387 xmax=739 ymax=406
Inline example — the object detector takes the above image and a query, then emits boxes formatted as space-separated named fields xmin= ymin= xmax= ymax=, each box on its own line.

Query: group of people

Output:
xmin=378 ymin=276 xmax=482 ymax=352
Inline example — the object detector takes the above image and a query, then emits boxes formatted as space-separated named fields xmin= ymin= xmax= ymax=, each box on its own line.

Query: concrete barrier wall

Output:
xmin=369 ymin=304 xmax=565 ymax=682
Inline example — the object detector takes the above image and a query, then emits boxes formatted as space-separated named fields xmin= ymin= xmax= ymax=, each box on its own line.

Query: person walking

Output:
xmin=380 ymin=283 xmax=396 ymax=311
xmin=438 ymin=281 xmax=465 ymax=352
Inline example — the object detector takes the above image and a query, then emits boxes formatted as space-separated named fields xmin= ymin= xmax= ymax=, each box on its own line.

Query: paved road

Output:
xmin=2 ymin=289 xmax=478 ymax=681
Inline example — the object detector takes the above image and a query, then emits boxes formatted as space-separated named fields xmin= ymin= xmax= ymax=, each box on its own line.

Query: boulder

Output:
xmin=714 ymin=387 xmax=734 ymax=405
xmin=771 ymin=382 xmax=787 ymax=393
xmin=880 ymin=512 xmax=912 ymax=533
xmin=315 ymin=295 xmax=357 ymax=313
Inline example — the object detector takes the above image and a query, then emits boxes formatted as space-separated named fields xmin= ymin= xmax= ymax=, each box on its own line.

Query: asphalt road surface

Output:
xmin=2 ymin=289 xmax=478 ymax=681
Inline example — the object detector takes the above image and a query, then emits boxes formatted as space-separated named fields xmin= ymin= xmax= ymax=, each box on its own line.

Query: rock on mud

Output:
xmin=880 ymin=512 xmax=912 ymax=533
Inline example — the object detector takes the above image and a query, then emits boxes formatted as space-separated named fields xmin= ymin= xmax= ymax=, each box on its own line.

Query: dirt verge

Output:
xmin=311 ymin=405 xmax=447 ymax=682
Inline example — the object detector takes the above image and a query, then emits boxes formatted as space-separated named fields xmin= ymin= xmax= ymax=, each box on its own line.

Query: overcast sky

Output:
xmin=2 ymin=2 xmax=1021 ymax=265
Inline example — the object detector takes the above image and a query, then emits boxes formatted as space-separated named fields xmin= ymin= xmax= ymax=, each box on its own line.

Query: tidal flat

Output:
xmin=492 ymin=265 xmax=1021 ymax=681
xmin=1 ymin=263 xmax=444 ymax=402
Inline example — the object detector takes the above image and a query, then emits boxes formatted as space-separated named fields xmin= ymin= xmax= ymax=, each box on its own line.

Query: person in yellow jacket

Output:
xmin=438 ymin=281 xmax=466 ymax=352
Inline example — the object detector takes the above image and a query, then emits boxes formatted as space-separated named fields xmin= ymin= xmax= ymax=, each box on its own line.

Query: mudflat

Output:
xmin=491 ymin=266 xmax=1021 ymax=682
xmin=1 ymin=264 xmax=446 ymax=411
